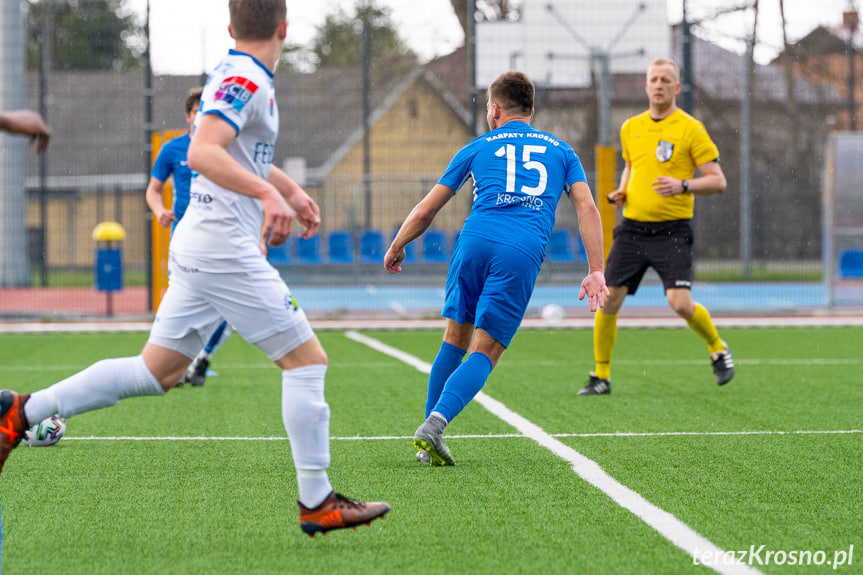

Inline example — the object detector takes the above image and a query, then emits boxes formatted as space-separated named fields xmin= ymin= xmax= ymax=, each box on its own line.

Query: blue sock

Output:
xmin=426 ymin=341 xmax=466 ymax=417
xmin=433 ymin=352 xmax=493 ymax=424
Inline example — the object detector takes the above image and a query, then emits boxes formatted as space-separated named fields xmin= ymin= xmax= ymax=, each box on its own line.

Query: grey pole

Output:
xmin=595 ymin=52 xmax=612 ymax=147
xmin=0 ymin=0 xmax=31 ymax=287
xmin=467 ymin=0 xmax=478 ymax=136
xmin=740 ymin=40 xmax=753 ymax=278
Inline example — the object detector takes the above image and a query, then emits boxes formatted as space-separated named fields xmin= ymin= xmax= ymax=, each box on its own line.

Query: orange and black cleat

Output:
xmin=299 ymin=491 xmax=391 ymax=538
xmin=0 ymin=390 xmax=31 ymax=474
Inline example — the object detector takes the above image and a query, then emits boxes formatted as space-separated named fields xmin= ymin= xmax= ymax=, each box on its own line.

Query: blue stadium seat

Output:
xmin=547 ymin=229 xmax=576 ymax=262
xmin=267 ymin=238 xmax=290 ymax=266
xmin=839 ymin=249 xmax=863 ymax=278
xmin=295 ymin=235 xmax=323 ymax=265
xmin=360 ymin=229 xmax=385 ymax=264
xmin=423 ymin=229 xmax=449 ymax=263
xmin=328 ymin=230 xmax=354 ymax=264
xmin=391 ymin=230 xmax=417 ymax=263
xmin=452 ymin=229 xmax=461 ymax=252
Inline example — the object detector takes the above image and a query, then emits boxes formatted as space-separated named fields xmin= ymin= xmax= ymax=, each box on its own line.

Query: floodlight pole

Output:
xmin=845 ymin=10 xmax=858 ymax=130
xmin=740 ymin=37 xmax=753 ymax=278
xmin=37 ymin=4 xmax=53 ymax=286
xmin=545 ymin=3 xmax=645 ymax=148
xmin=362 ymin=6 xmax=372 ymax=229
xmin=467 ymin=0 xmax=478 ymax=136
xmin=594 ymin=51 xmax=611 ymax=146
xmin=681 ymin=0 xmax=693 ymax=113
xmin=144 ymin=0 xmax=154 ymax=310
xmin=545 ymin=3 xmax=646 ymax=261
xmin=0 ymin=0 xmax=30 ymax=286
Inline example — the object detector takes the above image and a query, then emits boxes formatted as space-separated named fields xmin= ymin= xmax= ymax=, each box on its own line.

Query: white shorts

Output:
xmin=148 ymin=255 xmax=313 ymax=361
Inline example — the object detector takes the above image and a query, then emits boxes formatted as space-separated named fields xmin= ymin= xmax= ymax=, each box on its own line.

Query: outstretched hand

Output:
xmin=578 ymin=270 xmax=609 ymax=312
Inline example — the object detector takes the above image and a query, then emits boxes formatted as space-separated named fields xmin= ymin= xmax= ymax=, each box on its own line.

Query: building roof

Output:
xmin=676 ymin=28 xmax=843 ymax=105
xmin=779 ymin=25 xmax=863 ymax=58
xmin=25 ymin=57 xmax=470 ymax=185
xmin=24 ymin=28 xmax=839 ymax=186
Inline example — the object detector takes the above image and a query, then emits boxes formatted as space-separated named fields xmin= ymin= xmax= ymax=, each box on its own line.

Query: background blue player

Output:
xmin=145 ymin=87 xmax=229 ymax=386
xmin=384 ymin=70 xmax=609 ymax=466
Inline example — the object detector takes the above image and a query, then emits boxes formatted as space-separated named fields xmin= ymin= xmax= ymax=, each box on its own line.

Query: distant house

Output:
xmin=775 ymin=24 xmax=862 ymax=130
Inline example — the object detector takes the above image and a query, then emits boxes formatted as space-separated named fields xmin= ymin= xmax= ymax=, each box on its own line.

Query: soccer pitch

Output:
xmin=1 ymin=327 xmax=861 ymax=574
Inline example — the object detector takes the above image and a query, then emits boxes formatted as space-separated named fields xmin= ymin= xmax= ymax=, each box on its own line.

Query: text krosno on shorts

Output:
xmin=693 ymin=545 xmax=854 ymax=569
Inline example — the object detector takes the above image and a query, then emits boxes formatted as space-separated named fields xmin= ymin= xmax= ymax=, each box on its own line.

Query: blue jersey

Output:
xmin=151 ymin=132 xmax=192 ymax=222
xmin=439 ymin=121 xmax=586 ymax=265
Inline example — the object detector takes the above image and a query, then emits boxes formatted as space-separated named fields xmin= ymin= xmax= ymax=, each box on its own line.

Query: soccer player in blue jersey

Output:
xmin=146 ymin=87 xmax=230 ymax=387
xmin=385 ymin=70 xmax=609 ymax=466
xmin=0 ymin=0 xmax=390 ymax=536
xmin=146 ymin=87 xmax=202 ymax=233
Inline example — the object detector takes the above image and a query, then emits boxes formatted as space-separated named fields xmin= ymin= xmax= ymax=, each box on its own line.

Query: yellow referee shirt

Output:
xmin=620 ymin=108 xmax=720 ymax=222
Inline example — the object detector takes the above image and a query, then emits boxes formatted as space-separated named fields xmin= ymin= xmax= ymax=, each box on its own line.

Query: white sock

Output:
xmin=25 ymin=355 xmax=164 ymax=423
xmin=297 ymin=469 xmax=332 ymax=509
xmin=282 ymin=365 xmax=332 ymax=507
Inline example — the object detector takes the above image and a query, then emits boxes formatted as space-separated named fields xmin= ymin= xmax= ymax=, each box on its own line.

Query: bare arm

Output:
xmin=187 ymin=114 xmax=292 ymax=247
xmin=653 ymin=160 xmax=727 ymax=197
xmin=0 ymin=110 xmax=51 ymax=153
xmin=145 ymin=176 xmax=175 ymax=228
xmin=606 ymin=161 xmax=630 ymax=209
xmin=384 ymin=183 xmax=455 ymax=274
xmin=267 ymin=165 xmax=320 ymax=240
xmin=568 ymin=181 xmax=609 ymax=312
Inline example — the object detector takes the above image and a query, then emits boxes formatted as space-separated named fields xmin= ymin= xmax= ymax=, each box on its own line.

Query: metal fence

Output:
xmin=0 ymin=0 xmax=858 ymax=319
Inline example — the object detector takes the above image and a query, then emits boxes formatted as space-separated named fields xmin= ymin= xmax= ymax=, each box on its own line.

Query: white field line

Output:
xmin=343 ymin=330 xmax=763 ymax=575
xmin=61 ymin=429 xmax=863 ymax=442
xmin=4 ymin=314 xmax=863 ymax=333
xmin=3 ymin=357 xmax=857 ymax=373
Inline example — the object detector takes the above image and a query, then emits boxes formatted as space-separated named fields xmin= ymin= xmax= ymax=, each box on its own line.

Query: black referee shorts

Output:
xmin=605 ymin=218 xmax=694 ymax=295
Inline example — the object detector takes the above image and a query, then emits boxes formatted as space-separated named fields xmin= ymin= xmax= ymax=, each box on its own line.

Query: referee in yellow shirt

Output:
xmin=579 ymin=59 xmax=734 ymax=395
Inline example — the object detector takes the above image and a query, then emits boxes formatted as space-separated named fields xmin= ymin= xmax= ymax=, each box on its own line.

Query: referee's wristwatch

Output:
xmin=681 ymin=179 xmax=689 ymax=194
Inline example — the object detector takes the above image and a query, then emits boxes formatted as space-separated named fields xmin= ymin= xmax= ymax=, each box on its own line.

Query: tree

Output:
xmin=27 ymin=0 xmax=143 ymax=71
xmin=301 ymin=4 xmax=413 ymax=70
xmin=449 ymin=0 xmax=521 ymax=40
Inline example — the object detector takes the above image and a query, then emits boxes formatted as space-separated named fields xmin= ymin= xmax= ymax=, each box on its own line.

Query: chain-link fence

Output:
xmin=0 ymin=0 xmax=857 ymax=319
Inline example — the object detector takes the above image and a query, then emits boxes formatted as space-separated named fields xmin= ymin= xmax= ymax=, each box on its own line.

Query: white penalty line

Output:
xmin=343 ymin=330 xmax=763 ymax=575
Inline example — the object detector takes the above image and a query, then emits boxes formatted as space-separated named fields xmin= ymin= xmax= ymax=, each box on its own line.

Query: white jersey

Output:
xmin=171 ymin=49 xmax=279 ymax=272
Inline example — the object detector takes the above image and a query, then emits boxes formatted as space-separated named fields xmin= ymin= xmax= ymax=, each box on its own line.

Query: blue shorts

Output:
xmin=442 ymin=233 xmax=540 ymax=347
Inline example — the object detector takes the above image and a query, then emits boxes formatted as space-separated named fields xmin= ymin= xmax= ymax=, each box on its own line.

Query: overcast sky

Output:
xmin=123 ymin=0 xmax=856 ymax=75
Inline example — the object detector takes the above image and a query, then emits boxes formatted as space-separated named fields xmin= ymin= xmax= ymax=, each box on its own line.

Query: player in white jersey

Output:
xmin=0 ymin=0 xmax=390 ymax=538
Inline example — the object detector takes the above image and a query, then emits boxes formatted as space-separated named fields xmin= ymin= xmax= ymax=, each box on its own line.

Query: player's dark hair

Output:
xmin=229 ymin=0 xmax=286 ymax=41
xmin=488 ymin=71 xmax=534 ymax=116
xmin=184 ymin=87 xmax=203 ymax=115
